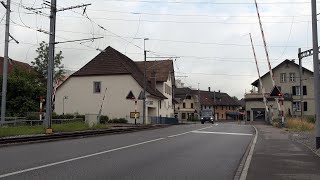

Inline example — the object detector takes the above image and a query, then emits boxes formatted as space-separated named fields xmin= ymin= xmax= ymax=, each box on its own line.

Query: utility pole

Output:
xmin=298 ymin=48 xmax=304 ymax=119
xmin=43 ymin=1 xmax=91 ymax=133
xmin=1 ymin=0 xmax=11 ymax=125
xmin=143 ymin=38 xmax=148 ymax=125
xmin=311 ymin=0 xmax=320 ymax=149
xmin=45 ymin=0 xmax=57 ymax=133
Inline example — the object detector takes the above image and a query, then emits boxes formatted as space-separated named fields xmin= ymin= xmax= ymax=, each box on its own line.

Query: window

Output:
xmin=293 ymin=101 xmax=301 ymax=112
xmin=303 ymin=86 xmax=307 ymax=95
xmin=182 ymin=113 xmax=186 ymax=119
xmin=191 ymin=103 xmax=194 ymax=109
xmin=222 ymin=114 xmax=224 ymax=118
xmin=93 ymin=82 xmax=101 ymax=93
xmin=186 ymin=96 xmax=191 ymax=100
xmin=233 ymin=107 xmax=235 ymax=110
xmin=159 ymin=101 xmax=162 ymax=109
xmin=222 ymin=106 xmax=224 ymax=110
xmin=205 ymin=106 xmax=207 ymax=109
xmin=229 ymin=106 xmax=231 ymax=110
xmin=289 ymin=73 xmax=295 ymax=82
xmin=280 ymin=73 xmax=286 ymax=83
xmin=304 ymin=102 xmax=308 ymax=112
xmin=183 ymin=103 xmax=186 ymax=108
xmin=292 ymin=86 xmax=300 ymax=96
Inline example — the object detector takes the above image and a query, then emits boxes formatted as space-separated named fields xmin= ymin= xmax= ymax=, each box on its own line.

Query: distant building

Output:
xmin=174 ymin=87 xmax=241 ymax=121
xmin=55 ymin=46 xmax=175 ymax=124
xmin=245 ymin=59 xmax=315 ymax=121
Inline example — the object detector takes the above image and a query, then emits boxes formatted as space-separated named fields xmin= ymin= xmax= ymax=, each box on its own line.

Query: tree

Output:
xmin=0 ymin=67 xmax=46 ymax=116
xmin=31 ymin=41 xmax=65 ymax=85
xmin=232 ymin=96 xmax=239 ymax=101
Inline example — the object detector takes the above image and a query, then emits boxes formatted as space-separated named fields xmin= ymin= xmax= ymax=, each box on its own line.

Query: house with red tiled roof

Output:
xmin=54 ymin=46 xmax=175 ymax=124
xmin=0 ymin=57 xmax=33 ymax=74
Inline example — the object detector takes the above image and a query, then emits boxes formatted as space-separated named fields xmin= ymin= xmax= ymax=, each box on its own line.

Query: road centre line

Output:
xmin=0 ymin=126 xmax=215 ymax=178
xmin=192 ymin=131 xmax=253 ymax=136
xmin=167 ymin=126 xmax=214 ymax=138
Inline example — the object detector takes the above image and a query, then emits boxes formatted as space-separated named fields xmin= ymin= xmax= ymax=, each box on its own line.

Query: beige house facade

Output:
xmin=55 ymin=47 xmax=174 ymax=124
xmin=245 ymin=59 xmax=315 ymax=121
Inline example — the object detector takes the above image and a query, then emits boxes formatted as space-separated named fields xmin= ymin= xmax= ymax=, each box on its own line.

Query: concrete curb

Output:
xmin=238 ymin=125 xmax=258 ymax=180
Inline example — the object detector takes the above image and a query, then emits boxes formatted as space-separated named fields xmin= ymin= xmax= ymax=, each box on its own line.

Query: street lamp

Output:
xmin=62 ymin=96 xmax=68 ymax=115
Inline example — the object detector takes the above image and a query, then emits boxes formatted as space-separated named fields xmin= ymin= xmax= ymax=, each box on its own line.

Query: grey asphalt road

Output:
xmin=0 ymin=123 xmax=254 ymax=180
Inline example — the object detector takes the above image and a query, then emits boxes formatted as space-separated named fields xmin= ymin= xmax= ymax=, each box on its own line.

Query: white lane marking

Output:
xmin=0 ymin=138 xmax=165 ymax=179
xmin=240 ymin=125 xmax=258 ymax=180
xmin=215 ymin=123 xmax=218 ymax=126
xmin=167 ymin=126 xmax=213 ymax=138
xmin=192 ymin=131 xmax=253 ymax=136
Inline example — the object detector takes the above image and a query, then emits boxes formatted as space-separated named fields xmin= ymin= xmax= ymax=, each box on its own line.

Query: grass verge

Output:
xmin=286 ymin=117 xmax=315 ymax=132
xmin=0 ymin=122 xmax=110 ymax=138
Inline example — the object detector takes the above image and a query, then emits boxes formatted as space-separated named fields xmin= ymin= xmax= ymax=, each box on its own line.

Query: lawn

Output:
xmin=0 ymin=122 xmax=110 ymax=138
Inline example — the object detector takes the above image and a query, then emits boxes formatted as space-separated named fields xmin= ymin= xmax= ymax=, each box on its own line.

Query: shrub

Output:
xmin=99 ymin=115 xmax=109 ymax=124
xmin=26 ymin=114 xmax=39 ymax=120
xmin=109 ymin=118 xmax=128 ymax=124
xmin=286 ymin=117 xmax=315 ymax=132
xmin=75 ymin=114 xmax=85 ymax=120
xmin=190 ymin=117 xmax=199 ymax=122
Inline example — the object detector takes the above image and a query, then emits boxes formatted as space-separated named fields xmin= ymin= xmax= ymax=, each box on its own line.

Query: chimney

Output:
xmin=208 ymin=87 xmax=211 ymax=92
xmin=151 ymin=71 xmax=156 ymax=90
xmin=218 ymin=90 xmax=220 ymax=93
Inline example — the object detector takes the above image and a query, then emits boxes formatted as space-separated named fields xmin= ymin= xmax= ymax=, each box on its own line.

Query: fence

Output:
xmin=150 ymin=117 xmax=179 ymax=125
xmin=2 ymin=117 xmax=84 ymax=126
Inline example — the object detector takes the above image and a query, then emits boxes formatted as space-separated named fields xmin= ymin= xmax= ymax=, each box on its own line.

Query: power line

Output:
xmin=102 ymin=0 xmax=310 ymax=5
xmin=86 ymin=8 xmax=310 ymax=18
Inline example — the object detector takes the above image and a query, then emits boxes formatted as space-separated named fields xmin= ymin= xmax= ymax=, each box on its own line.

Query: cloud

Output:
xmin=0 ymin=0 xmax=316 ymax=98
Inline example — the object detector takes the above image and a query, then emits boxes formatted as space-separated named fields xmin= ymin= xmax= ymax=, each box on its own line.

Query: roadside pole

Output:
xmin=1 ymin=0 xmax=11 ymax=125
xmin=39 ymin=96 xmax=43 ymax=120
xmin=45 ymin=0 xmax=57 ymax=134
xmin=134 ymin=100 xmax=137 ymax=125
xmin=299 ymin=48 xmax=304 ymax=119
xmin=143 ymin=38 xmax=148 ymax=125
xmin=311 ymin=0 xmax=320 ymax=149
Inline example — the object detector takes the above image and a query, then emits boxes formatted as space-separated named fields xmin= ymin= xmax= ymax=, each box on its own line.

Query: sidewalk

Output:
xmin=247 ymin=125 xmax=320 ymax=180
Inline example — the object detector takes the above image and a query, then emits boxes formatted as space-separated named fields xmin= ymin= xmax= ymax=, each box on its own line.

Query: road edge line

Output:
xmin=238 ymin=125 xmax=258 ymax=180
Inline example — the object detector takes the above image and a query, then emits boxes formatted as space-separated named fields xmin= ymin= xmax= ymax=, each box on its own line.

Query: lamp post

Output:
xmin=62 ymin=96 xmax=68 ymax=115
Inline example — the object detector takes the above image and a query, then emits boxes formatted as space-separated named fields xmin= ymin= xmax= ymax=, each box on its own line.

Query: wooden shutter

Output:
xmin=303 ymin=86 xmax=307 ymax=95
xmin=304 ymin=102 xmax=308 ymax=111
xmin=292 ymin=86 xmax=296 ymax=95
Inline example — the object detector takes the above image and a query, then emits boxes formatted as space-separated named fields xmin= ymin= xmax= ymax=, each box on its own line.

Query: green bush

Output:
xmin=99 ymin=115 xmax=109 ymax=124
xmin=26 ymin=114 xmax=39 ymax=120
xmin=109 ymin=118 xmax=128 ymax=124
xmin=75 ymin=114 xmax=85 ymax=120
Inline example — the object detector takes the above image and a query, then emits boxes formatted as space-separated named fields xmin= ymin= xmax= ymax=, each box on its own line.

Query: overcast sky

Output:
xmin=0 ymin=0 xmax=318 ymax=98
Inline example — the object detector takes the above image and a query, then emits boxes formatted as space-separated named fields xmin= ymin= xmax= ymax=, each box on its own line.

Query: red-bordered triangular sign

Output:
xmin=270 ymin=86 xmax=282 ymax=97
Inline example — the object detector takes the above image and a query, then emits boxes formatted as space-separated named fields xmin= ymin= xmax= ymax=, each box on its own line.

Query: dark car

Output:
xmin=200 ymin=109 xmax=214 ymax=124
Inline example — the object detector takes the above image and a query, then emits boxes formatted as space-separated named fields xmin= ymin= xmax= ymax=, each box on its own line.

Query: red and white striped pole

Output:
xmin=40 ymin=96 xmax=43 ymax=120
xmin=281 ymin=99 xmax=284 ymax=126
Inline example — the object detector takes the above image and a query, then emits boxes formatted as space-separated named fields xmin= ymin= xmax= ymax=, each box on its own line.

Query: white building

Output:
xmin=55 ymin=46 xmax=175 ymax=124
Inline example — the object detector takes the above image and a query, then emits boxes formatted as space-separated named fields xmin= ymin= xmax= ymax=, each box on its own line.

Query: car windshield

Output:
xmin=202 ymin=110 xmax=212 ymax=117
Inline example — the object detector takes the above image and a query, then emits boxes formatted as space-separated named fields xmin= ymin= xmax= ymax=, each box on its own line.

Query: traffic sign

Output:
xmin=270 ymin=86 xmax=282 ymax=97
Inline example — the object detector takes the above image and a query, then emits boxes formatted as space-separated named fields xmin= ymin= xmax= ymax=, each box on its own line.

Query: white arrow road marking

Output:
xmin=192 ymin=131 xmax=253 ymax=136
